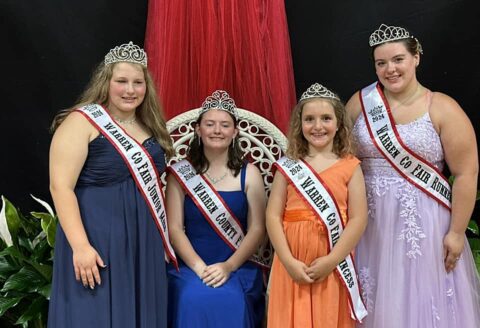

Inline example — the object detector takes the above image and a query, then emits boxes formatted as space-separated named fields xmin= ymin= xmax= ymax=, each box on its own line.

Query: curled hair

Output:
xmin=50 ymin=61 xmax=174 ymax=159
xmin=286 ymin=97 xmax=354 ymax=160
xmin=187 ymin=111 xmax=244 ymax=177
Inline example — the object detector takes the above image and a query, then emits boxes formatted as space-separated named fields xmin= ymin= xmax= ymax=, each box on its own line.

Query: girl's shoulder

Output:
xmin=339 ymin=154 xmax=361 ymax=166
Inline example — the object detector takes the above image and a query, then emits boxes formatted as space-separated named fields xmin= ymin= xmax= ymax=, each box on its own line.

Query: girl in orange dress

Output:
xmin=266 ymin=83 xmax=368 ymax=328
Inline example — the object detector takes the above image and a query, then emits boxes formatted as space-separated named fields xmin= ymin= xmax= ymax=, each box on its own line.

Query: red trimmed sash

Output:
xmin=360 ymin=82 xmax=451 ymax=210
xmin=76 ymin=104 xmax=178 ymax=267
xmin=276 ymin=156 xmax=367 ymax=322
xmin=169 ymin=160 xmax=270 ymax=268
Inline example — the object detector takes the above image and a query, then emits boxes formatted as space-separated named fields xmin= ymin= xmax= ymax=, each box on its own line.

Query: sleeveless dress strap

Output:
xmin=425 ymin=90 xmax=433 ymax=113
xmin=240 ymin=163 xmax=247 ymax=192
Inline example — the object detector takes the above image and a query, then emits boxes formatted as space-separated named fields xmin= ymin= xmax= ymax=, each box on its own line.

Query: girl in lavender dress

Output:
xmin=346 ymin=24 xmax=480 ymax=328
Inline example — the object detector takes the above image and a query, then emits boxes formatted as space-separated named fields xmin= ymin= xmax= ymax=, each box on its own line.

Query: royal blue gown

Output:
xmin=168 ymin=165 xmax=265 ymax=328
xmin=48 ymin=135 xmax=168 ymax=328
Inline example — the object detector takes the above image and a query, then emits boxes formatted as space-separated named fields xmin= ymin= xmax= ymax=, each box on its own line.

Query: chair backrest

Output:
xmin=166 ymin=108 xmax=288 ymax=195
xmin=165 ymin=108 xmax=288 ymax=268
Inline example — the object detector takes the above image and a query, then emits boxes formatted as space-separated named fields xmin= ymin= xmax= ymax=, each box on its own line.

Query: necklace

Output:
xmin=113 ymin=115 xmax=137 ymax=125
xmin=205 ymin=170 xmax=228 ymax=184
xmin=386 ymin=84 xmax=420 ymax=111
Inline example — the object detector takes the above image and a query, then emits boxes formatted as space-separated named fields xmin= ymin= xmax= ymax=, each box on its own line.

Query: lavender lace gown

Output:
xmin=353 ymin=100 xmax=480 ymax=328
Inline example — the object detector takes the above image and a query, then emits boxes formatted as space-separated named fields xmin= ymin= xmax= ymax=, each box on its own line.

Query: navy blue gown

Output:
xmin=48 ymin=135 xmax=168 ymax=328
xmin=168 ymin=166 xmax=265 ymax=328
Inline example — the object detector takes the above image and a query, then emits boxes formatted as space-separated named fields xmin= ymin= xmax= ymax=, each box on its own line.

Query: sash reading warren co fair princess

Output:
xmin=276 ymin=157 xmax=367 ymax=322
xmin=169 ymin=160 xmax=270 ymax=269
xmin=360 ymin=82 xmax=451 ymax=210
xmin=76 ymin=104 xmax=177 ymax=267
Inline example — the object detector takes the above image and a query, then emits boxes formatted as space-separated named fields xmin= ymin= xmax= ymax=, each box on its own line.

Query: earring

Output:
xmin=231 ymin=137 xmax=236 ymax=149
xmin=198 ymin=135 xmax=201 ymax=146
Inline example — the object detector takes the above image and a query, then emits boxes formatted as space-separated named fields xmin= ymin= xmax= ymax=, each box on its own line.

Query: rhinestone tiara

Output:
xmin=300 ymin=83 xmax=339 ymax=102
xmin=369 ymin=24 xmax=412 ymax=47
xmin=104 ymin=41 xmax=147 ymax=67
xmin=199 ymin=90 xmax=238 ymax=119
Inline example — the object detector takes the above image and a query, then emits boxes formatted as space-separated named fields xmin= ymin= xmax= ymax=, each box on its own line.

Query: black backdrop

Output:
xmin=2 ymin=0 xmax=479 ymax=219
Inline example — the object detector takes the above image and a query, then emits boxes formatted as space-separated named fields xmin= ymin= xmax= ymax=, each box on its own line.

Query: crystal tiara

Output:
xmin=104 ymin=41 xmax=148 ymax=67
xmin=300 ymin=83 xmax=340 ymax=102
xmin=199 ymin=90 xmax=238 ymax=119
xmin=369 ymin=24 xmax=411 ymax=47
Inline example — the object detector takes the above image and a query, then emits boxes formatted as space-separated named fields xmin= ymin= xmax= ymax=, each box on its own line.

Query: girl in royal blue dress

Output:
xmin=166 ymin=90 xmax=266 ymax=327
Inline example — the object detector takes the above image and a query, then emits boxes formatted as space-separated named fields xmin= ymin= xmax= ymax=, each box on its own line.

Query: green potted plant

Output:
xmin=0 ymin=195 xmax=57 ymax=328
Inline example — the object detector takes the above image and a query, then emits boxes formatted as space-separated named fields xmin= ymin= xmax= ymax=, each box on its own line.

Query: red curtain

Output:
xmin=144 ymin=0 xmax=296 ymax=133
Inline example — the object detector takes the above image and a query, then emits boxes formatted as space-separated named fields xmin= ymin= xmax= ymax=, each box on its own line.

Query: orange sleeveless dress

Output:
xmin=267 ymin=156 xmax=361 ymax=328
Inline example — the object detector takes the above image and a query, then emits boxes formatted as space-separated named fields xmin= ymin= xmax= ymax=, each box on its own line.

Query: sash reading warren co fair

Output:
xmin=76 ymin=104 xmax=177 ymax=267
xmin=360 ymin=82 xmax=451 ymax=210
xmin=276 ymin=157 xmax=367 ymax=322
xmin=169 ymin=160 xmax=270 ymax=269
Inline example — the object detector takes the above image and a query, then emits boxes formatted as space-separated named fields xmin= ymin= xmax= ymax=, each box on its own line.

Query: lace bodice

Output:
xmin=353 ymin=112 xmax=445 ymax=176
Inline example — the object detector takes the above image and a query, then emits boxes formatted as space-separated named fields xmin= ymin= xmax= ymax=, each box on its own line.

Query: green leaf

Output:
xmin=18 ymin=235 xmax=34 ymax=253
xmin=0 ymin=255 xmax=20 ymax=279
xmin=2 ymin=266 xmax=47 ymax=293
xmin=18 ymin=212 xmax=41 ymax=238
xmin=32 ymin=212 xmax=57 ymax=248
xmin=448 ymin=175 xmax=455 ymax=185
xmin=15 ymin=296 xmax=47 ymax=325
xmin=0 ymin=296 xmax=23 ymax=316
xmin=31 ymin=236 xmax=51 ymax=263
xmin=467 ymin=220 xmax=480 ymax=236
xmin=3 ymin=197 xmax=21 ymax=246
xmin=25 ymin=261 xmax=52 ymax=282
xmin=0 ymin=245 xmax=27 ymax=262
xmin=45 ymin=218 xmax=56 ymax=248
xmin=30 ymin=212 xmax=53 ymax=222
xmin=36 ymin=283 xmax=51 ymax=299
xmin=468 ymin=238 xmax=480 ymax=253
xmin=474 ymin=251 xmax=480 ymax=275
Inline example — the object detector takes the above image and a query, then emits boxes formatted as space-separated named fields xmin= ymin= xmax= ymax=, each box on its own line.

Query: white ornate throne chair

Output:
xmin=165 ymin=108 xmax=288 ymax=268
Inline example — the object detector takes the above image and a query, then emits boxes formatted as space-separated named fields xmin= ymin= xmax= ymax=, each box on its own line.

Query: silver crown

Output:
xmin=300 ymin=83 xmax=339 ymax=102
xmin=104 ymin=41 xmax=148 ymax=67
xmin=369 ymin=24 xmax=412 ymax=47
xmin=199 ymin=90 xmax=238 ymax=119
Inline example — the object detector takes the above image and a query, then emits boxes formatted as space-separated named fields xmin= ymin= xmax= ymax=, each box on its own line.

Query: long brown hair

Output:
xmin=50 ymin=61 xmax=174 ymax=158
xmin=286 ymin=97 xmax=354 ymax=160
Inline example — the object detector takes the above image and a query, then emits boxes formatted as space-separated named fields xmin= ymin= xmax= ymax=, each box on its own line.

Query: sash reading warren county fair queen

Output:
xmin=276 ymin=157 xmax=367 ymax=322
xmin=76 ymin=104 xmax=177 ymax=267
xmin=169 ymin=160 xmax=270 ymax=269
xmin=360 ymin=82 xmax=451 ymax=210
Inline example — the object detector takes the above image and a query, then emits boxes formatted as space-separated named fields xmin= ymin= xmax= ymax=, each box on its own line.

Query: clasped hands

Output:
xmin=194 ymin=262 xmax=234 ymax=288
xmin=285 ymin=255 xmax=336 ymax=284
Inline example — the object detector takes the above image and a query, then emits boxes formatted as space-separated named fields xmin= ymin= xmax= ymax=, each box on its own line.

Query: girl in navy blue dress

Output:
xmin=48 ymin=42 xmax=175 ymax=327
xmin=166 ymin=90 xmax=266 ymax=327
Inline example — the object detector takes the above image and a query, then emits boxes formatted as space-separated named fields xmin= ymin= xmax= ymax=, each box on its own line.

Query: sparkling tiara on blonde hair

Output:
xmin=299 ymin=83 xmax=339 ymax=102
xmin=104 ymin=41 xmax=148 ymax=67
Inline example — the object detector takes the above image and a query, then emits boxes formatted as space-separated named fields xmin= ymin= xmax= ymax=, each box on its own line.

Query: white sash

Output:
xmin=276 ymin=156 xmax=367 ymax=322
xmin=169 ymin=160 xmax=270 ymax=268
xmin=76 ymin=104 xmax=177 ymax=266
xmin=360 ymin=82 xmax=451 ymax=209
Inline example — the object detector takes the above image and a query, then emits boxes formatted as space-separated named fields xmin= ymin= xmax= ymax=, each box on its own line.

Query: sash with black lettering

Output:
xmin=168 ymin=160 xmax=270 ymax=269
xmin=76 ymin=104 xmax=178 ymax=267
xmin=360 ymin=82 xmax=451 ymax=209
xmin=275 ymin=156 xmax=367 ymax=322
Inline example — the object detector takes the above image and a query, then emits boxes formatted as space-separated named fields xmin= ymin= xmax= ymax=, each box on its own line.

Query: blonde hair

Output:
xmin=50 ymin=62 xmax=174 ymax=158
xmin=286 ymin=97 xmax=354 ymax=159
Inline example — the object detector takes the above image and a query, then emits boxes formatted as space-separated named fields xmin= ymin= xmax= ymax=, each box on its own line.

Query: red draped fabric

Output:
xmin=144 ymin=0 xmax=296 ymax=133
